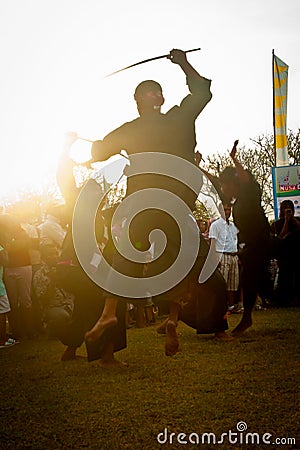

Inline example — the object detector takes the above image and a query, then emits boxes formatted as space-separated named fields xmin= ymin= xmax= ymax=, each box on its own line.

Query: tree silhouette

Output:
xmin=202 ymin=128 xmax=300 ymax=216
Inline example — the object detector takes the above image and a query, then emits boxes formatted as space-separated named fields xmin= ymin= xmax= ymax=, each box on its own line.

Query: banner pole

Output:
xmin=272 ymin=49 xmax=276 ymax=166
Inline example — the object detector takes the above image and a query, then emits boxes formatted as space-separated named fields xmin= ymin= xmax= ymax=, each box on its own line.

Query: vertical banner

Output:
xmin=273 ymin=52 xmax=289 ymax=167
xmin=272 ymin=165 xmax=300 ymax=219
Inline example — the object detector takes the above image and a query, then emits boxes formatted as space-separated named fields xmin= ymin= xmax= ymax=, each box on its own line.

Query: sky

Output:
xmin=0 ymin=0 xmax=299 ymax=204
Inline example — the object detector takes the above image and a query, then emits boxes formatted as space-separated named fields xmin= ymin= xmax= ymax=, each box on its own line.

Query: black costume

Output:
xmin=232 ymin=172 xmax=271 ymax=312
xmin=270 ymin=216 xmax=300 ymax=306
xmin=91 ymin=73 xmax=212 ymax=301
xmin=90 ymin=71 xmax=230 ymax=332
xmin=56 ymin=228 xmax=127 ymax=362
xmin=56 ymin=151 xmax=128 ymax=361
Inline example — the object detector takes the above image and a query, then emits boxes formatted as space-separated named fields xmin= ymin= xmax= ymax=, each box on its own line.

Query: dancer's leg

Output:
xmin=98 ymin=341 xmax=129 ymax=368
xmin=85 ymin=297 xmax=118 ymax=342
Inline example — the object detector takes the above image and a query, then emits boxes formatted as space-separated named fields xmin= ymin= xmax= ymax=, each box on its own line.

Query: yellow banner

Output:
xmin=273 ymin=53 xmax=289 ymax=166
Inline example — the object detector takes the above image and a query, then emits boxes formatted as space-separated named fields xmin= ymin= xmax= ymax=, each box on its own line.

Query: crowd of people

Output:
xmin=1 ymin=49 xmax=299 ymax=365
xmin=0 ymin=203 xmax=67 ymax=347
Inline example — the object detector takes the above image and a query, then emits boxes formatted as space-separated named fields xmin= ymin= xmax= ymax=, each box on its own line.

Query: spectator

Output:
xmin=38 ymin=204 xmax=66 ymax=253
xmin=209 ymin=202 xmax=240 ymax=313
xmin=15 ymin=204 xmax=43 ymax=336
xmin=0 ymin=230 xmax=17 ymax=348
xmin=32 ymin=243 xmax=74 ymax=340
xmin=197 ymin=219 xmax=209 ymax=241
xmin=270 ymin=200 xmax=300 ymax=306
xmin=3 ymin=215 xmax=34 ymax=340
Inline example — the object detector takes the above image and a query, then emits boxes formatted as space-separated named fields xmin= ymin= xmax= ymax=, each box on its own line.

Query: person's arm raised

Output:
xmin=168 ymin=49 xmax=212 ymax=116
xmin=56 ymin=132 xmax=79 ymax=202
xmin=168 ymin=49 xmax=203 ymax=79
xmin=230 ymin=140 xmax=250 ymax=183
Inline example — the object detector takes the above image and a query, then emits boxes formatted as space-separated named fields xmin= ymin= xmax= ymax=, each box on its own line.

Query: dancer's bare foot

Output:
xmin=214 ymin=331 xmax=234 ymax=341
xmin=98 ymin=358 xmax=129 ymax=369
xmin=231 ymin=316 xmax=252 ymax=336
xmin=85 ymin=316 xmax=117 ymax=343
xmin=165 ymin=320 xmax=179 ymax=357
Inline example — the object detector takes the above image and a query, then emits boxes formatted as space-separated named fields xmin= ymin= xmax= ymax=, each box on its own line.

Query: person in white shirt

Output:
xmin=209 ymin=203 xmax=239 ymax=312
xmin=38 ymin=205 xmax=66 ymax=253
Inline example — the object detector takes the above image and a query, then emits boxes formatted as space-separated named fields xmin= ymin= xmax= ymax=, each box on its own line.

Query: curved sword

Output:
xmin=105 ymin=47 xmax=201 ymax=77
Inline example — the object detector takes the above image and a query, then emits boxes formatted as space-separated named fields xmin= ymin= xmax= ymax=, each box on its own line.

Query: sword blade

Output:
xmin=78 ymin=137 xmax=94 ymax=143
xmin=105 ymin=47 xmax=201 ymax=77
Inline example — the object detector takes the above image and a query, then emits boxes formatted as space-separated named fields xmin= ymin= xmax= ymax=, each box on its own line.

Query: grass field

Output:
xmin=0 ymin=308 xmax=299 ymax=450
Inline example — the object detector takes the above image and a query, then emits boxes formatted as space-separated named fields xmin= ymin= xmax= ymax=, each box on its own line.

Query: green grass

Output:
xmin=0 ymin=308 xmax=299 ymax=450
